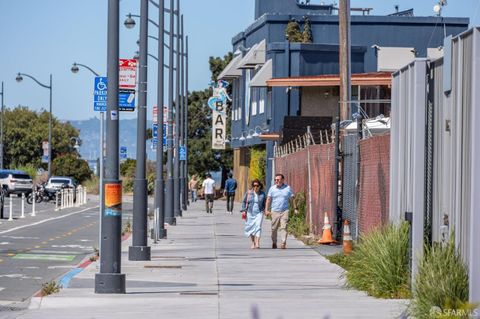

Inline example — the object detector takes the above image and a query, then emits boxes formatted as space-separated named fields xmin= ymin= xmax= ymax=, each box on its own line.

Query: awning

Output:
xmin=238 ymin=40 xmax=266 ymax=69
xmin=249 ymin=59 xmax=272 ymax=87
xmin=267 ymin=72 xmax=392 ymax=87
xmin=217 ymin=54 xmax=243 ymax=80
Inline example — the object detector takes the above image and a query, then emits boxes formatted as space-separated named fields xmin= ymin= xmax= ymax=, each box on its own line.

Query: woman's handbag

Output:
xmin=241 ymin=191 xmax=252 ymax=221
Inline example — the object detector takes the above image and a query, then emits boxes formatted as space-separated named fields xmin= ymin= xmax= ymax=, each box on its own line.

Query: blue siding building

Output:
xmin=220 ymin=0 xmax=469 ymax=195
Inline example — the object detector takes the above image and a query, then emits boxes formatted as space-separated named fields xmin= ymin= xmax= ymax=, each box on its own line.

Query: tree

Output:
xmin=53 ymin=154 xmax=91 ymax=183
xmin=3 ymin=106 xmax=80 ymax=170
xmin=209 ymin=52 xmax=233 ymax=81
xmin=302 ymin=17 xmax=313 ymax=43
xmin=285 ymin=19 xmax=303 ymax=42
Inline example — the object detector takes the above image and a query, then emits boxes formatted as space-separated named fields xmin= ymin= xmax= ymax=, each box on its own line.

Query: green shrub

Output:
xmin=345 ymin=222 xmax=411 ymax=299
xmin=41 ymin=281 xmax=61 ymax=296
xmin=83 ymin=176 xmax=99 ymax=195
xmin=410 ymin=237 xmax=470 ymax=318
xmin=16 ymin=164 xmax=37 ymax=179
xmin=288 ymin=191 xmax=309 ymax=238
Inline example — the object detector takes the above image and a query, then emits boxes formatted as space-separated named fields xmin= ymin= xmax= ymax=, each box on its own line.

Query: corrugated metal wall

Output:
xmin=391 ymin=27 xmax=480 ymax=305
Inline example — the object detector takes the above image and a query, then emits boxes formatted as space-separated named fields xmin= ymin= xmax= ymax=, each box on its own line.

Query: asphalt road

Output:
xmin=0 ymin=197 xmax=102 ymax=309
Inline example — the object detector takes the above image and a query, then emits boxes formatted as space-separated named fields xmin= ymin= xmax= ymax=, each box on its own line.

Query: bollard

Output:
xmin=83 ymin=187 xmax=87 ymax=205
xmin=8 ymin=196 xmax=13 ymax=221
xmin=20 ymin=193 xmax=25 ymax=218
xmin=70 ymin=189 xmax=73 ymax=207
xmin=32 ymin=191 xmax=36 ymax=216
xmin=55 ymin=191 xmax=59 ymax=211
xmin=61 ymin=190 xmax=65 ymax=209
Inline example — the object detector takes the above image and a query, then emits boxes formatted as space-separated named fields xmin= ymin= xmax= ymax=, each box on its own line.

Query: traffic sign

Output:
xmin=179 ymin=145 xmax=187 ymax=161
xmin=119 ymin=59 xmax=137 ymax=91
xmin=94 ymin=77 xmax=108 ymax=112
xmin=93 ymin=77 xmax=136 ymax=112
xmin=120 ymin=146 xmax=127 ymax=160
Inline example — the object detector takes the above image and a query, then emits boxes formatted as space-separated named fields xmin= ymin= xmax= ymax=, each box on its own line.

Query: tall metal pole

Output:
xmin=184 ymin=36 xmax=189 ymax=207
xmin=155 ymin=0 xmax=167 ymax=240
xmin=48 ymin=74 xmax=52 ymax=178
xmin=180 ymin=16 xmax=187 ymax=211
xmin=0 ymin=81 xmax=4 ymax=170
xmin=99 ymin=111 xmax=104 ymax=258
xmin=95 ymin=0 xmax=125 ymax=294
xmin=165 ymin=0 xmax=176 ymax=225
xmin=173 ymin=0 xmax=181 ymax=218
xmin=129 ymin=0 xmax=151 ymax=261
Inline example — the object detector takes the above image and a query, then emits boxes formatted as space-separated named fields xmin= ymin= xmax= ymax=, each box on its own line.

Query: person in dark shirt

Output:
xmin=223 ymin=173 xmax=237 ymax=215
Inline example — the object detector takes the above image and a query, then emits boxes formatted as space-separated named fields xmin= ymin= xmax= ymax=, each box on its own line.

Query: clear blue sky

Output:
xmin=0 ymin=0 xmax=479 ymax=121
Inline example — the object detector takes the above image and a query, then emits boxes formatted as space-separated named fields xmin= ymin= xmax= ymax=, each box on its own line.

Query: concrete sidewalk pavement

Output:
xmin=15 ymin=200 xmax=407 ymax=319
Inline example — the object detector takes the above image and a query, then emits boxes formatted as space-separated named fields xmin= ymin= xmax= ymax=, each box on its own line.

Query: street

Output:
xmin=0 ymin=197 xmax=101 ymax=309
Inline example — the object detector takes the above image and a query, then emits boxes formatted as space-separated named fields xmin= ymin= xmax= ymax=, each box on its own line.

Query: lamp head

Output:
xmin=133 ymin=51 xmax=140 ymax=60
xmin=15 ymin=73 xmax=23 ymax=82
xmin=71 ymin=63 xmax=80 ymax=74
xmin=124 ymin=14 xmax=136 ymax=29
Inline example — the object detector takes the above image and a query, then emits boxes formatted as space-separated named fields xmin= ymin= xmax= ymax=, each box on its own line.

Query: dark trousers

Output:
xmin=205 ymin=194 xmax=214 ymax=213
xmin=226 ymin=193 xmax=235 ymax=212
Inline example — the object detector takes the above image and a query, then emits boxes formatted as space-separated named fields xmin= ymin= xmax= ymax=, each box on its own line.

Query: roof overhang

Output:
xmin=267 ymin=72 xmax=392 ymax=87
xmin=238 ymin=40 xmax=266 ymax=69
xmin=218 ymin=55 xmax=243 ymax=80
xmin=249 ymin=59 xmax=273 ymax=87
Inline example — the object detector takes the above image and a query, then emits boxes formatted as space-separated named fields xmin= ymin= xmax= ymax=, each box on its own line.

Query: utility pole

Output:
xmin=129 ymin=0 xmax=151 ymax=261
xmin=95 ymin=0 xmax=125 ymax=294
xmin=174 ymin=0 xmax=182 ymax=218
xmin=339 ymin=0 xmax=351 ymax=121
xmin=154 ymin=0 xmax=167 ymax=240
xmin=165 ymin=0 xmax=176 ymax=225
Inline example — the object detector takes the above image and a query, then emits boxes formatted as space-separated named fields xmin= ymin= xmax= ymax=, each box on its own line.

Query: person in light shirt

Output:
xmin=202 ymin=173 xmax=216 ymax=214
xmin=265 ymin=174 xmax=298 ymax=249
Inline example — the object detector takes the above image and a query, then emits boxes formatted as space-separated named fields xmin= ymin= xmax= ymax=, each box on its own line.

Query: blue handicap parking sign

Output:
xmin=94 ymin=77 xmax=108 ymax=112
xmin=179 ymin=145 xmax=187 ymax=161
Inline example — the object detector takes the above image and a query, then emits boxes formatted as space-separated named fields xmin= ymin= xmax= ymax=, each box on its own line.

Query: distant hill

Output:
xmin=69 ymin=117 xmax=156 ymax=161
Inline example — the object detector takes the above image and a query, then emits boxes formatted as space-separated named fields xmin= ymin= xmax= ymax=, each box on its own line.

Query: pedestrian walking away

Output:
xmin=202 ymin=173 xmax=215 ymax=214
xmin=265 ymin=174 xmax=298 ymax=249
xmin=241 ymin=179 xmax=266 ymax=249
xmin=223 ymin=172 xmax=237 ymax=214
xmin=189 ymin=175 xmax=198 ymax=202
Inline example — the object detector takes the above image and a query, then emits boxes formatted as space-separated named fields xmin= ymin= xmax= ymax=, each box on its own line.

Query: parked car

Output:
xmin=0 ymin=169 xmax=33 ymax=196
xmin=46 ymin=176 xmax=78 ymax=202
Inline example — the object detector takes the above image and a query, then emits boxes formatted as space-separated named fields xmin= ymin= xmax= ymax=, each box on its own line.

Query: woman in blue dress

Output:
xmin=241 ymin=179 xmax=266 ymax=249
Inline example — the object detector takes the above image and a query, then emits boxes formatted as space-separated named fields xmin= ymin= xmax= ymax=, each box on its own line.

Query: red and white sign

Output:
xmin=153 ymin=106 xmax=169 ymax=124
xmin=119 ymin=59 xmax=137 ymax=90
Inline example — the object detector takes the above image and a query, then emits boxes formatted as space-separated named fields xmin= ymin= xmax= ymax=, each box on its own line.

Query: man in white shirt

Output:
xmin=202 ymin=173 xmax=216 ymax=214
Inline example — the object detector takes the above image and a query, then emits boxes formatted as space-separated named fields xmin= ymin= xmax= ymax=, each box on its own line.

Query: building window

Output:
xmin=252 ymin=88 xmax=258 ymax=116
xmin=259 ymin=88 xmax=266 ymax=114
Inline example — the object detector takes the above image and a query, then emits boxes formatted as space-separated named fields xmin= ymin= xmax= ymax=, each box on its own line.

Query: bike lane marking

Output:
xmin=0 ymin=206 xmax=99 ymax=235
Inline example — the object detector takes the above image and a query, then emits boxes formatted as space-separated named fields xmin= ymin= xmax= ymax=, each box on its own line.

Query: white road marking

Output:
xmin=51 ymin=244 xmax=92 ymax=250
xmin=0 ymin=206 xmax=99 ymax=235
xmin=79 ymin=239 xmax=92 ymax=242
xmin=0 ymin=274 xmax=42 ymax=280
xmin=0 ymin=288 xmax=4 ymax=292
xmin=30 ymin=250 xmax=84 ymax=255
xmin=0 ymin=242 xmax=10 ymax=245
xmin=47 ymin=265 xmax=74 ymax=269
xmin=1 ymin=236 xmax=40 ymax=240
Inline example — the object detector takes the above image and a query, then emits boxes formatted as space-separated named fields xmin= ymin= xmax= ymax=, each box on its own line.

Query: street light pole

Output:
xmin=15 ymin=73 xmax=53 ymax=178
xmin=0 ymin=81 xmax=4 ymax=170
xmin=129 ymin=0 xmax=151 ymax=261
xmin=71 ymin=62 xmax=103 ymax=265
xmin=173 ymin=0 xmax=181 ymax=218
xmin=95 ymin=0 xmax=125 ymax=294
xmin=180 ymin=15 xmax=187 ymax=211
xmin=165 ymin=0 xmax=176 ymax=225
xmin=155 ymin=0 xmax=167 ymax=240
xmin=183 ymin=35 xmax=189 ymax=209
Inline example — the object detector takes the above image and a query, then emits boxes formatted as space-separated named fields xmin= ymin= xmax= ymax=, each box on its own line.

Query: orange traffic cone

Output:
xmin=343 ymin=219 xmax=353 ymax=255
xmin=318 ymin=212 xmax=336 ymax=244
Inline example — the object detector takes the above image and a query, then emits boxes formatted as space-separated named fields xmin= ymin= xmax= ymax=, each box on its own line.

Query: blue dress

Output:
xmin=244 ymin=192 xmax=265 ymax=237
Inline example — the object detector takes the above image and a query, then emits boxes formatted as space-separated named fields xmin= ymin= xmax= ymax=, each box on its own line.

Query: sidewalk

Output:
xmin=17 ymin=200 xmax=406 ymax=319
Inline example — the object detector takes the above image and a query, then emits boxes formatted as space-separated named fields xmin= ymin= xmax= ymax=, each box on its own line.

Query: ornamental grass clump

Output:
xmin=410 ymin=237 xmax=470 ymax=318
xmin=345 ymin=222 xmax=411 ymax=299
